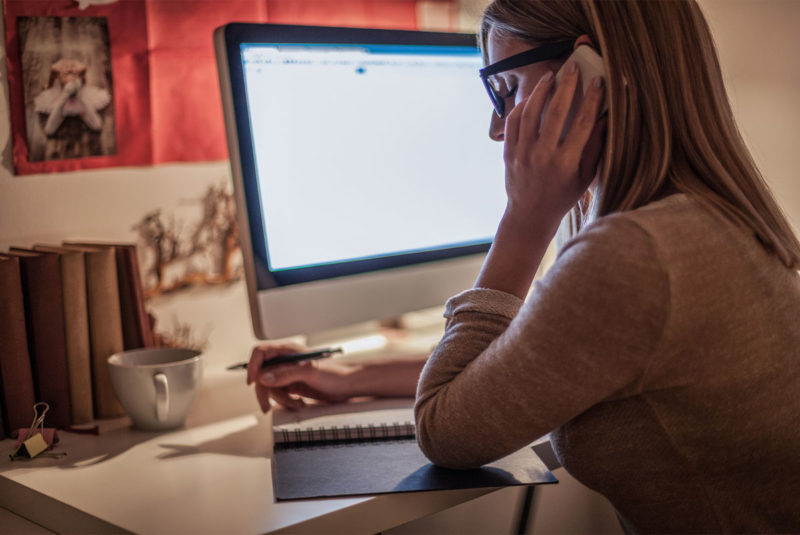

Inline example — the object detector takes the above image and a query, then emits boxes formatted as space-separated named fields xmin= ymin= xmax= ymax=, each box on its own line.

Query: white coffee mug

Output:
xmin=108 ymin=348 xmax=202 ymax=431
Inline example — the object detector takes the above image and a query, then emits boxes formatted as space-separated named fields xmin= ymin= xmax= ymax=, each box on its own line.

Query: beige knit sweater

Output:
xmin=415 ymin=193 xmax=800 ymax=533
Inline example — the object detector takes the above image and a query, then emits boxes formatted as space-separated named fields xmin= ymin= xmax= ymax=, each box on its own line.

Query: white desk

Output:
xmin=0 ymin=369 xmax=496 ymax=534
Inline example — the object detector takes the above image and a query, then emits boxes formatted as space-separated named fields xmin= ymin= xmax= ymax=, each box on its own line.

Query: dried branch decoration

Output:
xmin=133 ymin=180 xmax=242 ymax=297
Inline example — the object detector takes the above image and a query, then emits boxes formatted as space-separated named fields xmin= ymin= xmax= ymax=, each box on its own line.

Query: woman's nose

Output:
xmin=489 ymin=111 xmax=505 ymax=141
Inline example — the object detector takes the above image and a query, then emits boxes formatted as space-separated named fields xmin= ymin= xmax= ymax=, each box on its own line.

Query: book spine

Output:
xmin=59 ymin=252 xmax=94 ymax=424
xmin=83 ymin=249 xmax=126 ymax=418
xmin=273 ymin=422 xmax=416 ymax=445
xmin=17 ymin=254 xmax=72 ymax=429
xmin=115 ymin=245 xmax=154 ymax=349
xmin=0 ymin=257 xmax=37 ymax=435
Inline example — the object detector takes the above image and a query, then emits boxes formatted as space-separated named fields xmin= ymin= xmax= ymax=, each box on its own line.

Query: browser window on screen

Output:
xmin=242 ymin=44 xmax=506 ymax=272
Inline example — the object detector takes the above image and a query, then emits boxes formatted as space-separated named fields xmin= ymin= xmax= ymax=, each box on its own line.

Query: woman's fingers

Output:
xmin=258 ymin=362 xmax=317 ymax=388
xmin=562 ymin=75 xmax=606 ymax=157
xmin=255 ymin=382 xmax=305 ymax=412
xmin=246 ymin=342 xmax=305 ymax=385
xmin=258 ymin=362 xmax=356 ymax=406
xmin=246 ymin=348 xmax=266 ymax=386
xmin=505 ymin=70 xmax=555 ymax=151
xmin=286 ymin=383 xmax=344 ymax=404
xmin=255 ymin=383 xmax=273 ymax=413
xmin=537 ymin=61 xmax=581 ymax=147
xmin=270 ymin=387 xmax=305 ymax=411
xmin=518 ymin=70 xmax=556 ymax=145
xmin=257 ymin=363 xmax=318 ymax=409
xmin=503 ymin=93 xmax=524 ymax=150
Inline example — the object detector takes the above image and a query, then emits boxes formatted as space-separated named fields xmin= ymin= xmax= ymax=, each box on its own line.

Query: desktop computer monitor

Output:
xmin=215 ymin=23 xmax=505 ymax=340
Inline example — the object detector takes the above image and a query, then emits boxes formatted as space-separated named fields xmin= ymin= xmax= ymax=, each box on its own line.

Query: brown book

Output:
xmin=33 ymin=245 xmax=94 ymax=424
xmin=116 ymin=243 xmax=155 ymax=349
xmin=0 ymin=255 xmax=38 ymax=435
xmin=61 ymin=244 xmax=125 ymax=418
xmin=67 ymin=242 xmax=154 ymax=350
xmin=4 ymin=250 xmax=72 ymax=429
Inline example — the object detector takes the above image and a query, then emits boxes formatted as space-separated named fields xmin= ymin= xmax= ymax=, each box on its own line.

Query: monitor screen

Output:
xmin=217 ymin=24 xmax=505 ymax=339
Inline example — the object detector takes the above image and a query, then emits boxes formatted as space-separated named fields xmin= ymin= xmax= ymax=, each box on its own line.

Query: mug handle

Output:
xmin=154 ymin=373 xmax=169 ymax=422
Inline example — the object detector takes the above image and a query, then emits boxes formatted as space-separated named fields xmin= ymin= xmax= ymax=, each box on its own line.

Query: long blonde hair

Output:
xmin=481 ymin=0 xmax=800 ymax=269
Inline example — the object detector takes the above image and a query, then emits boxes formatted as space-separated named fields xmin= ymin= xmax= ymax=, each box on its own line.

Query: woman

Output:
xmin=249 ymin=0 xmax=800 ymax=531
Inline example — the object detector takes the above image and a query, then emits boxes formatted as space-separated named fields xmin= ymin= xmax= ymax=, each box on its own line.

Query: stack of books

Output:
xmin=0 ymin=242 xmax=154 ymax=437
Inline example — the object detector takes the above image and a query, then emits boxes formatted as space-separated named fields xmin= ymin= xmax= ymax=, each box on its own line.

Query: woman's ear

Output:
xmin=574 ymin=34 xmax=594 ymax=50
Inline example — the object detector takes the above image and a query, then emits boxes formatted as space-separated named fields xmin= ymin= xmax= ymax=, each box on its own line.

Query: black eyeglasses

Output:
xmin=479 ymin=40 xmax=573 ymax=118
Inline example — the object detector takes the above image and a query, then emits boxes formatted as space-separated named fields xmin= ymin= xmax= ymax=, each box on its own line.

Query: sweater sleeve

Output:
xmin=414 ymin=216 xmax=670 ymax=469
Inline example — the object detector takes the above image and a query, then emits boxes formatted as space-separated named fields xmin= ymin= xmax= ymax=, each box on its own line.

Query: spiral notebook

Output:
xmin=271 ymin=403 xmax=557 ymax=501
xmin=274 ymin=421 xmax=416 ymax=445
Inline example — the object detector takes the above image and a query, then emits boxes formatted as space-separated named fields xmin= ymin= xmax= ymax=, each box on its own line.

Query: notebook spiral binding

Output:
xmin=274 ymin=421 xmax=416 ymax=445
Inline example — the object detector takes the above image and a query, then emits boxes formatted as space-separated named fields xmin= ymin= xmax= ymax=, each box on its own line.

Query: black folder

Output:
xmin=272 ymin=428 xmax=556 ymax=501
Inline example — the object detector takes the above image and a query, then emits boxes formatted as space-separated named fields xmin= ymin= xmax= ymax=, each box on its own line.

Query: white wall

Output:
xmin=700 ymin=0 xmax=800 ymax=230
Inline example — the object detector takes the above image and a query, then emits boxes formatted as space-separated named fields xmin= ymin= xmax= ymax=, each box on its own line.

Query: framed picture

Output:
xmin=4 ymin=0 xmax=152 ymax=174
xmin=18 ymin=16 xmax=116 ymax=162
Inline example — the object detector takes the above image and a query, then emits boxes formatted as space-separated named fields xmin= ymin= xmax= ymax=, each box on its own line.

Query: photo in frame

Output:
xmin=4 ymin=0 xmax=152 ymax=174
xmin=18 ymin=16 xmax=116 ymax=162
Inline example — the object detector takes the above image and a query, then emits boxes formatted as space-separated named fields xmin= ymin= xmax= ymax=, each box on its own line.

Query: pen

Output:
xmin=226 ymin=347 xmax=344 ymax=371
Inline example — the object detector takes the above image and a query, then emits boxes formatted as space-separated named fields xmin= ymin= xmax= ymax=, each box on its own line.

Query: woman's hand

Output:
xmin=246 ymin=343 xmax=426 ymax=412
xmin=247 ymin=342 xmax=358 ymax=412
xmin=502 ymin=62 xmax=606 ymax=230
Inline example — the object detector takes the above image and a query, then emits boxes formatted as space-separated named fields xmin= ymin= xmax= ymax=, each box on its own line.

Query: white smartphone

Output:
xmin=543 ymin=44 xmax=608 ymax=138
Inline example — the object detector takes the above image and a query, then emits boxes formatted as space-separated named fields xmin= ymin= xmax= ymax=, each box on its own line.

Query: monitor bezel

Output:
xmin=217 ymin=23 xmax=491 ymax=291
